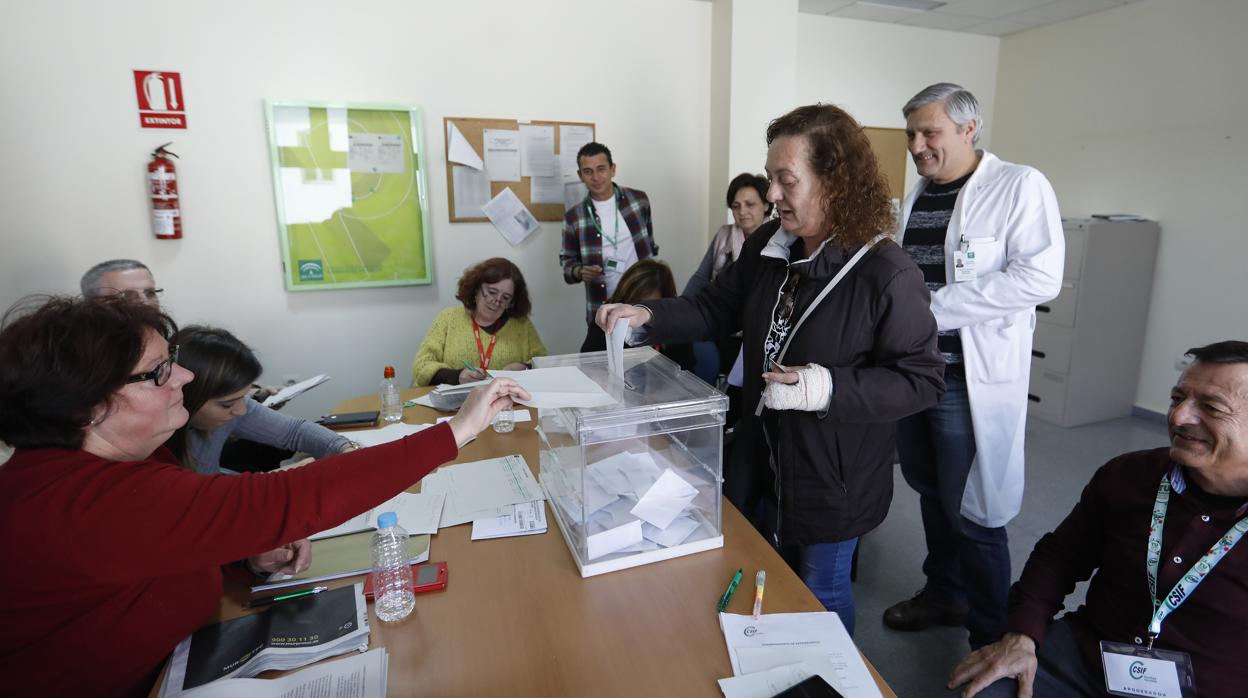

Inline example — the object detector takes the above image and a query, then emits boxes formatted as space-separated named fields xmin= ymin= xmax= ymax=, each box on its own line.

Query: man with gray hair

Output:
xmin=883 ymin=83 xmax=1065 ymax=650
xmin=80 ymin=259 xmax=163 ymax=307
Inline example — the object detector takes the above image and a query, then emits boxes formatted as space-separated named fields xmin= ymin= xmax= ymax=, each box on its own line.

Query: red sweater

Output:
xmin=0 ymin=423 xmax=457 ymax=698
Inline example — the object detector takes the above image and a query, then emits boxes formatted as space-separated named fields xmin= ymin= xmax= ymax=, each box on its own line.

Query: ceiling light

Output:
xmin=856 ymin=0 xmax=947 ymax=11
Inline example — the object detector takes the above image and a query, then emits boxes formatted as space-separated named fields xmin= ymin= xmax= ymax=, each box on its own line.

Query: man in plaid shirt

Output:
xmin=560 ymin=142 xmax=658 ymax=322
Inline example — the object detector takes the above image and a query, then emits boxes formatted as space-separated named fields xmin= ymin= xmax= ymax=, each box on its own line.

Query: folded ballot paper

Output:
xmin=158 ymin=584 xmax=370 ymax=697
xmin=173 ymin=648 xmax=387 ymax=698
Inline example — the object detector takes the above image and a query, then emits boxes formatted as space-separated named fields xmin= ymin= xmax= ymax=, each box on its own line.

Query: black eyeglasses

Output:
xmin=126 ymin=345 xmax=179 ymax=387
xmin=102 ymin=287 xmax=164 ymax=301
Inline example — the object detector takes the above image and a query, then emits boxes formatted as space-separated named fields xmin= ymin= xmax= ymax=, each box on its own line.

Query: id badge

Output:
xmin=1100 ymin=641 xmax=1197 ymax=698
xmin=605 ymin=256 xmax=623 ymax=273
xmin=953 ymin=250 xmax=977 ymax=282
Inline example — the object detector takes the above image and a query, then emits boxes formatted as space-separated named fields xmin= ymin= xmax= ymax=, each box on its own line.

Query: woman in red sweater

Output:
xmin=0 ymin=295 xmax=526 ymax=698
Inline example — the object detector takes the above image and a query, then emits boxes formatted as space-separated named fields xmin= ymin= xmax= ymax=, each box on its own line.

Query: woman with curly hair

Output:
xmin=411 ymin=257 xmax=547 ymax=386
xmin=595 ymin=104 xmax=945 ymax=635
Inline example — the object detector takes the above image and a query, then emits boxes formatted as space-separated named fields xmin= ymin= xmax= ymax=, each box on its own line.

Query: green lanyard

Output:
xmin=1145 ymin=471 xmax=1248 ymax=648
xmin=588 ymin=195 xmax=622 ymax=248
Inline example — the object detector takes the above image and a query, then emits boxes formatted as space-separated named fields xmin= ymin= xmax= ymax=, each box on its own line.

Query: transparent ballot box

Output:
xmin=534 ymin=348 xmax=727 ymax=577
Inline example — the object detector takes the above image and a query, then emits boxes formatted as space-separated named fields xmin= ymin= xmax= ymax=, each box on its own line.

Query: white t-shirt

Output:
xmin=592 ymin=196 xmax=638 ymax=298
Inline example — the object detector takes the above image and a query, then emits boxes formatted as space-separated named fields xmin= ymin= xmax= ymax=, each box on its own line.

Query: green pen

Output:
xmin=717 ymin=568 xmax=744 ymax=612
xmin=461 ymin=359 xmax=492 ymax=379
xmin=247 ymin=585 xmax=328 ymax=608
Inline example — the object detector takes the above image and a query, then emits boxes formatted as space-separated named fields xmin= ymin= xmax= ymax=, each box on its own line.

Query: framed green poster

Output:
xmin=265 ymin=101 xmax=433 ymax=290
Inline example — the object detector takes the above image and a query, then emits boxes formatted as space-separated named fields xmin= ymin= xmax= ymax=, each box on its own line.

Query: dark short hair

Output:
xmin=455 ymin=258 xmax=532 ymax=319
xmin=1186 ymin=341 xmax=1248 ymax=365
xmin=0 ymin=295 xmax=177 ymax=449
xmin=576 ymin=141 xmax=613 ymax=169
xmin=726 ymin=172 xmax=774 ymax=216
xmin=165 ymin=326 xmax=263 ymax=464
xmin=80 ymin=258 xmax=151 ymax=296
xmin=766 ymin=104 xmax=895 ymax=248
xmin=608 ymin=259 xmax=677 ymax=305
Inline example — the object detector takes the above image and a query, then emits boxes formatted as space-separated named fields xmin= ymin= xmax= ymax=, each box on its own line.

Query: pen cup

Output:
xmin=492 ymin=406 xmax=515 ymax=434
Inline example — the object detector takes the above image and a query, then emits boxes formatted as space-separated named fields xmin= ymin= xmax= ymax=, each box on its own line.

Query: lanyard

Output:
xmin=1145 ymin=472 xmax=1248 ymax=647
xmin=471 ymin=318 xmax=498 ymax=371
xmin=588 ymin=196 xmax=623 ymax=248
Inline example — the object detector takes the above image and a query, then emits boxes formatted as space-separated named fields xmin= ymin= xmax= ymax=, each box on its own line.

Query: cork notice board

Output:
xmin=864 ymin=127 xmax=909 ymax=200
xmin=444 ymin=117 xmax=596 ymax=223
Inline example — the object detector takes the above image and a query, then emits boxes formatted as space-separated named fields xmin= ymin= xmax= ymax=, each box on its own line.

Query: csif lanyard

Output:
xmin=471 ymin=318 xmax=498 ymax=371
xmin=588 ymin=196 xmax=623 ymax=248
xmin=1144 ymin=472 xmax=1248 ymax=648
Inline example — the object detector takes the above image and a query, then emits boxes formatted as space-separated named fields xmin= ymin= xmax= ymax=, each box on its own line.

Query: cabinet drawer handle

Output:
xmin=1028 ymin=393 xmax=1041 ymax=403
xmin=1037 ymin=305 xmax=1052 ymax=313
xmin=1032 ymin=350 xmax=1046 ymax=359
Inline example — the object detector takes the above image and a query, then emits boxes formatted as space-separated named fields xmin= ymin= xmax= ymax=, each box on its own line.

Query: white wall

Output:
xmin=795 ymin=15 xmax=1001 ymax=194
xmin=992 ymin=0 xmax=1248 ymax=414
xmin=0 ymin=0 xmax=712 ymax=420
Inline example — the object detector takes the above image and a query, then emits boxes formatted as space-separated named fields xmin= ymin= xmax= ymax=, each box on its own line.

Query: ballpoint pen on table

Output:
xmin=717 ymin=568 xmax=744 ymax=612
xmin=247 ymin=586 xmax=328 ymax=608
xmin=752 ymin=570 xmax=766 ymax=620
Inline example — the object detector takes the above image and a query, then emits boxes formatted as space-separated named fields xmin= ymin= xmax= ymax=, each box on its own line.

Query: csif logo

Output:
xmin=743 ymin=626 xmax=759 ymax=637
xmin=1129 ymin=660 xmax=1147 ymax=680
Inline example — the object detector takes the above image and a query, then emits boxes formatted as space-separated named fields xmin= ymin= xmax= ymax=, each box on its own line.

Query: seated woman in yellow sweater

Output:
xmin=412 ymin=258 xmax=547 ymax=386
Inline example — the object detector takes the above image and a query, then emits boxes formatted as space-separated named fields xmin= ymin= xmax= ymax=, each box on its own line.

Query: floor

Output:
xmin=850 ymin=414 xmax=1169 ymax=697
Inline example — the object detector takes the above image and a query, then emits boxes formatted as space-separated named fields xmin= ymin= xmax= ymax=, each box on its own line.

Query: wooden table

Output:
xmin=183 ymin=388 xmax=897 ymax=697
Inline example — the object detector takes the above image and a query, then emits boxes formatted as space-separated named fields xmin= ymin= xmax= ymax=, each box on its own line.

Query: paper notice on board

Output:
xmin=519 ymin=124 xmax=557 ymax=177
xmin=564 ymin=181 xmax=588 ymax=211
xmin=453 ymin=165 xmax=491 ymax=218
xmin=482 ymin=187 xmax=540 ymax=246
xmin=530 ymin=175 xmax=564 ymax=204
xmin=447 ymin=122 xmax=484 ymax=170
xmin=559 ymin=124 xmax=594 ymax=182
xmin=483 ymin=129 xmax=521 ymax=182
xmin=348 ymin=134 xmax=405 ymax=174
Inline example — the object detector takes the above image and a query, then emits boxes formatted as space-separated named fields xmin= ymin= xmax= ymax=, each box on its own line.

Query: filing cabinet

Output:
xmin=1027 ymin=218 xmax=1160 ymax=426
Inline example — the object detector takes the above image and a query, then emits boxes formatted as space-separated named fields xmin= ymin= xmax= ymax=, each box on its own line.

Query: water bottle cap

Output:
xmin=377 ymin=511 xmax=398 ymax=528
xmin=383 ymin=366 xmax=396 ymax=379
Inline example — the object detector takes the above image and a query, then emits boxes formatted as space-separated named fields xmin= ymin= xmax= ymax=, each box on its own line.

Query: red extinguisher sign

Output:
xmin=148 ymin=143 xmax=182 ymax=239
xmin=133 ymin=70 xmax=187 ymax=129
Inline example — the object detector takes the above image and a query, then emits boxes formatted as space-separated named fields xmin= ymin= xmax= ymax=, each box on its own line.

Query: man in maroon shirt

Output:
xmin=949 ymin=340 xmax=1248 ymax=698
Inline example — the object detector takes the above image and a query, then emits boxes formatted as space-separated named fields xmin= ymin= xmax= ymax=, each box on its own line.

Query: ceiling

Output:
xmin=797 ymin=0 xmax=1146 ymax=36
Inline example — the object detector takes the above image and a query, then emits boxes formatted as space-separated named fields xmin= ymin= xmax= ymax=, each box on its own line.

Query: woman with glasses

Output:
xmin=165 ymin=326 xmax=354 ymax=475
xmin=0 ymin=294 xmax=527 ymax=696
xmin=411 ymin=257 xmax=547 ymax=386
xmin=596 ymin=104 xmax=945 ymax=636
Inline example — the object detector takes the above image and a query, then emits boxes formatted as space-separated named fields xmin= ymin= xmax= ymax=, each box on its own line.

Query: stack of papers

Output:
xmin=176 ymin=648 xmax=388 ymax=698
xmin=159 ymin=584 xmax=371 ymax=697
xmin=471 ymin=500 xmax=547 ymax=540
xmin=716 ymin=612 xmax=883 ymax=698
xmin=420 ymin=454 xmax=546 ymax=528
xmin=262 ymin=374 xmax=329 ymax=407
xmin=310 ymin=491 xmax=445 ymax=540
xmin=253 ymin=532 xmax=430 ymax=593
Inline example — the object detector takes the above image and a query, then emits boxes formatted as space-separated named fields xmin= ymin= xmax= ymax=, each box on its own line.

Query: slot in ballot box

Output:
xmin=534 ymin=347 xmax=728 ymax=577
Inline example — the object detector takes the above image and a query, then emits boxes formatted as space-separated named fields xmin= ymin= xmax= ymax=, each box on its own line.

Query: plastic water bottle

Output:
xmin=371 ymin=511 xmax=415 ymax=622
xmin=380 ymin=366 xmax=402 ymax=423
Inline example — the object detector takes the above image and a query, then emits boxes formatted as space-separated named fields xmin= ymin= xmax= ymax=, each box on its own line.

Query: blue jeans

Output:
xmin=757 ymin=500 xmax=860 ymax=636
xmin=897 ymin=370 xmax=1011 ymax=648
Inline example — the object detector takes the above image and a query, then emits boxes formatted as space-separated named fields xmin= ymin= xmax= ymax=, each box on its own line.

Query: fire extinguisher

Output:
xmin=147 ymin=143 xmax=182 ymax=239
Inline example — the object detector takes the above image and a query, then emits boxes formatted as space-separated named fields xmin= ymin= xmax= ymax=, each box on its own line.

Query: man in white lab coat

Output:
xmin=883 ymin=83 xmax=1065 ymax=650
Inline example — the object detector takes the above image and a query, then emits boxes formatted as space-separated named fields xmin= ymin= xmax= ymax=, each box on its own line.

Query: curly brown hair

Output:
xmin=766 ymin=104 xmax=895 ymax=248
xmin=455 ymin=258 xmax=532 ymax=319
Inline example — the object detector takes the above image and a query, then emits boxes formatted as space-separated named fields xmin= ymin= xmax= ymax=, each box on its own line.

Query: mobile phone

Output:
xmin=772 ymin=674 xmax=845 ymax=698
xmin=316 ymin=410 xmax=380 ymax=429
xmin=363 ymin=561 xmax=448 ymax=599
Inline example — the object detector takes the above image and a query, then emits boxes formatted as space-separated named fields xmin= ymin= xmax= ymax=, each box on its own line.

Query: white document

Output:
xmin=530 ymin=175 xmax=564 ymax=204
xmin=348 ymin=133 xmax=405 ymax=174
xmin=489 ymin=366 xmax=616 ymax=409
xmin=262 ymin=374 xmax=329 ymax=407
xmin=719 ymin=612 xmax=882 ymax=697
xmin=447 ymin=122 xmax=485 ymax=170
xmin=563 ymin=181 xmax=588 ymax=211
xmin=716 ymin=658 xmax=849 ymax=698
xmin=437 ymin=408 xmax=530 ymax=425
xmin=559 ymin=124 xmax=595 ymax=182
xmin=471 ymin=500 xmax=547 ymax=540
xmin=180 ymin=648 xmax=388 ymax=698
xmin=349 ymin=422 xmax=432 ymax=448
xmin=737 ymin=646 xmax=832 ymax=675
xmin=483 ymin=128 xmax=521 ymax=182
xmin=421 ymin=454 xmax=545 ymax=528
xmin=482 ymin=187 xmax=541 ymax=246
xmin=607 ymin=317 xmax=629 ymax=378
xmin=452 ymin=164 xmax=492 ymax=218
xmin=587 ymin=519 xmax=643 ymax=560
xmin=310 ymin=491 xmax=446 ymax=539
xmin=642 ymin=515 xmax=700 ymax=548
xmin=519 ymin=124 xmax=557 ymax=177
xmin=630 ymin=468 xmax=698 ymax=530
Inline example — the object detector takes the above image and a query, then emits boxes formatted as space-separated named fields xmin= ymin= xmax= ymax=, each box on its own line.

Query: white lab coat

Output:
xmin=897 ymin=151 xmax=1064 ymax=527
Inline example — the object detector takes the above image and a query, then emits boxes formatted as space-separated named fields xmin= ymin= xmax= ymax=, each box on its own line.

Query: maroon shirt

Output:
xmin=1007 ymin=447 xmax=1248 ymax=697
xmin=0 ymin=424 xmax=457 ymax=698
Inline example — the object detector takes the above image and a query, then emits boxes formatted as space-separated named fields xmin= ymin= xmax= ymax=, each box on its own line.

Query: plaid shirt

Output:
xmin=560 ymin=184 xmax=657 ymax=321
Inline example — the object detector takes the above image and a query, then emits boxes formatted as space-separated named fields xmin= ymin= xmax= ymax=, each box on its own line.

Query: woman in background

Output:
xmin=166 ymin=325 xmax=355 ymax=474
xmin=412 ymin=257 xmax=546 ymax=386
xmin=683 ymin=172 xmax=773 ymax=297
xmin=581 ymin=259 xmax=695 ymax=372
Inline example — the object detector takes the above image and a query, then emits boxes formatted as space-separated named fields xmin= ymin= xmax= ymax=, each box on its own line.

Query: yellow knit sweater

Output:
xmin=411 ymin=306 xmax=548 ymax=386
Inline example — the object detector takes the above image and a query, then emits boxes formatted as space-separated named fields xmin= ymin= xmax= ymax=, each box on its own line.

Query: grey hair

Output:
xmin=80 ymin=259 xmax=151 ymax=296
xmin=902 ymin=82 xmax=983 ymax=144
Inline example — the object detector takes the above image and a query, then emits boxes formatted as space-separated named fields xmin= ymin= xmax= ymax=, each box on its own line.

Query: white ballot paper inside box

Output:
xmin=587 ymin=519 xmax=643 ymax=560
xmin=718 ymin=612 xmax=883 ymax=698
xmin=607 ymin=317 xmax=629 ymax=379
xmin=630 ymin=468 xmax=698 ymax=530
